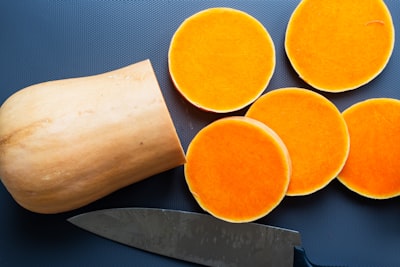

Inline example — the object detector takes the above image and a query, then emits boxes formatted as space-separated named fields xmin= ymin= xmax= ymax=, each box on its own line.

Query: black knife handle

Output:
xmin=294 ymin=246 xmax=345 ymax=267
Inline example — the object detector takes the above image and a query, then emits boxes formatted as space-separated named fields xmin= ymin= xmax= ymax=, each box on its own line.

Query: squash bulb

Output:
xmin=0 ymin=60 xmax=186 ymax=213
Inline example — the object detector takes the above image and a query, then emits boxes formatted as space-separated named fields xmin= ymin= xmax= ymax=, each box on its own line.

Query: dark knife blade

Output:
xmin=68 ymin=208 xmax=311 ymax=267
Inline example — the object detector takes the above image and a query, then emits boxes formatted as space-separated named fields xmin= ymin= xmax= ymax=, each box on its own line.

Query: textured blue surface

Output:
xmin=0 ymin=1 xmax=399 ymax=266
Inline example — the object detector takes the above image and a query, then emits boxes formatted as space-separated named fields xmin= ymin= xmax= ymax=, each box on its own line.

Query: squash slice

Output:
xmin=169 ymin=7 xmax=275 ymax=112
xmin=246 ymin=88 xmax=350 ymax=196
xmin=185 ymin=116 xmax=291 ymax=223
xmin=338 ymin=98 xmax=400 ymax=199
xmin=285 ymin=0 xmax=395 ymax=92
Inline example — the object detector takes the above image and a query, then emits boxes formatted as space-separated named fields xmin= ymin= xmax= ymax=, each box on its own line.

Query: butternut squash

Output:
xmin=169 ymin=7 xmax=275 ymax=112
xmin=338 ymin=98 xmax=400 ymax=199
xmin=285 ymin=0 xmax=395 ymax=92
xmin=0 ymin=59 xmax=186 ymax=214
xmin=185 ymin=116 xmax=291 ymax=223
xmin=246 ymin=88 xmax=350 ymax=196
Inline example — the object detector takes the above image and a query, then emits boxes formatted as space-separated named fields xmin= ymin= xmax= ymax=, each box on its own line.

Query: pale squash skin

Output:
xmin=0 ymin=60 xmax=186 ymax=214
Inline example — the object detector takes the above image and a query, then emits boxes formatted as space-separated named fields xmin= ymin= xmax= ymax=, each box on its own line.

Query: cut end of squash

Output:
xmin=338 ymin=98 xmax=400 ymax=199
xmin=184 ymin=116 xmax=290 ymax=223
xmin=169 ymin=7 xmax=276 ymax=112
xmin=246 ymin=88 xmax=350 ymax=196
xmin=285 ymin=0 xmax=395 ymax=92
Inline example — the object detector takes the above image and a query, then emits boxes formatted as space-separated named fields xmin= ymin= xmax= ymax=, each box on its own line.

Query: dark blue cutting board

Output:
xmin=1 ymin=1 xmax=399 ymax=266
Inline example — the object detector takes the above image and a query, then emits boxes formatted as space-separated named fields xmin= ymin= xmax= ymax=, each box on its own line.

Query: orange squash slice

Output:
xmin=338 ymin=98 xmax=400 ymax=199
xmin=185 ymin=116 xmax=291 ymax=223
xmin=169 ymin=7 xmax=275 ymax=112
xmin=285 ymin=0 xmax=395 ymax=92
xmin=246 ymin=88 xmax=349 ymax=196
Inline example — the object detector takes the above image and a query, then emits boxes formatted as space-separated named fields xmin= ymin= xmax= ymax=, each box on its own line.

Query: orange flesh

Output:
xmin=184 ymin=117 xmax=291 ymax=223
xmin=338 ymin=98 xmax=400 ymax=199
xmin=246 ymin=88 xmax=349 ymax=196
xmin=169 ymin=7 xmax=275 ymax=112
xmin=285 ymin=0 xmax=395 ymax=92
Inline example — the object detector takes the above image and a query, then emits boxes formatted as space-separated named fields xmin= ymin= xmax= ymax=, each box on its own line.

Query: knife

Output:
xmin=68 ymin=208 xmax=331 ymax=267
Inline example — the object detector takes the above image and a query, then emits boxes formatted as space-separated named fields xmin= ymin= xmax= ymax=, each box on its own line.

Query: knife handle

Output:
xmin=294 ymin=246 xmax=343 ymax=267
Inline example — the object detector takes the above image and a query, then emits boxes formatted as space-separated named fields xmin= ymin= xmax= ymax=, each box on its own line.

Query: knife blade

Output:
xmin=68 ymin=208 xmax=321 ymax=267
